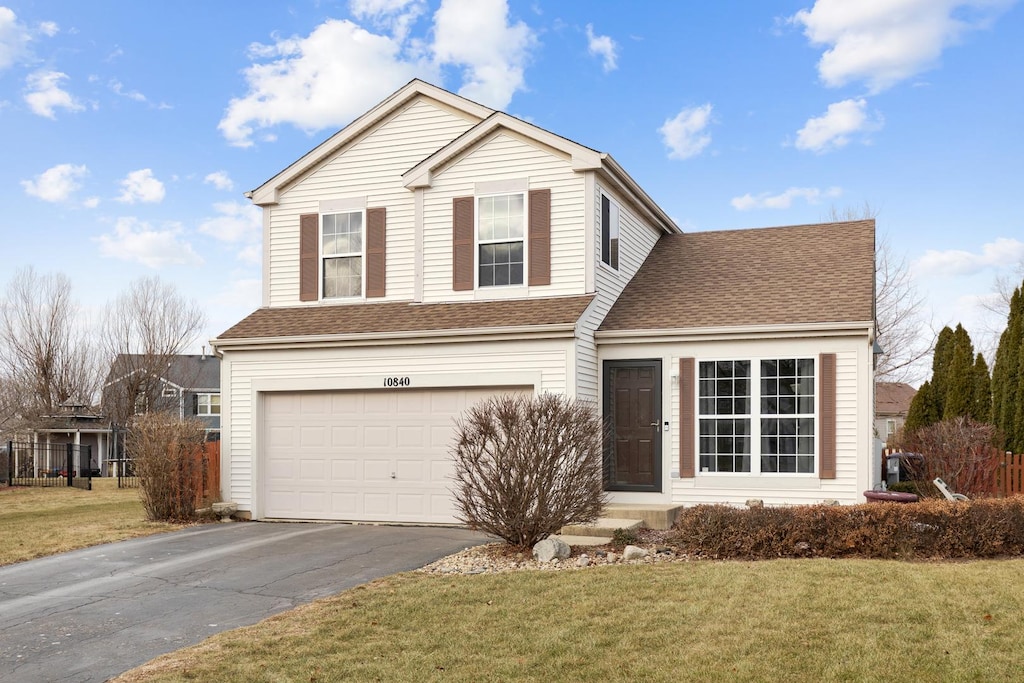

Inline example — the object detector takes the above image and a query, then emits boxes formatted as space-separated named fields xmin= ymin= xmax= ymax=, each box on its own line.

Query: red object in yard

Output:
xmin=863 ymin=490 xmax=918 ymax=503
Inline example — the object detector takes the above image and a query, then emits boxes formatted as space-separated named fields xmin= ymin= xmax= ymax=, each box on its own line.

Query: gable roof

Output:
xmin=876 ymin=382 xmax=917 ymax=416
xmin=599 ymin=220 xmax=876 ymax=333
xmin=105 ymin=354 xmax=221 ymax=391
xmin=213 ymin=295 xmax=595 ymax=346
xmin=248 ymin=79 xmax=492 ymax=206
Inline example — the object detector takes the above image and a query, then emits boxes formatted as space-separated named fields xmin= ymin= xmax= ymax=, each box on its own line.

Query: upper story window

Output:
xmin=322 ymin=210 xmax=363 ymax=298
xmin=196 ymin=393 xmax=221 ymax=416
xmin=698 ymin=358 xmax=816 ymax=475
xmin=601 ymin=193 xmax=620 ymax=270
xmin=477 ymin=193 xmax=525 ymax=287
xmin=161 ymin=386 xmax=177 ymax=398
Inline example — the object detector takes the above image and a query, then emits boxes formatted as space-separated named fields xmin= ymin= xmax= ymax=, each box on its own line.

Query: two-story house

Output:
xmin=212 ymin=80 xmax=877 ymax=523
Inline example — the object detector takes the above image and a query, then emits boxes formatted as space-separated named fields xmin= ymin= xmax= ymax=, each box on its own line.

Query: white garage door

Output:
xmin=262 ymin=387 xmax=528 ymax=523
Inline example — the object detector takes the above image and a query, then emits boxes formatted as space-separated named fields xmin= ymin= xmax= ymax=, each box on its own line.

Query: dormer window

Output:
xmin=477 ymin=193 xmax=525 ymax=287
xmin=322 ymin=210 xmax=364 ymax=298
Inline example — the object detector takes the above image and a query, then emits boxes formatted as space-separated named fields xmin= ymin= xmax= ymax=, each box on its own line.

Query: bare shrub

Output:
xmin=451 ymin=393 xmax=606 ymax=549
xmin=127 ymin=413 xmax=210 ymax=521
xmin=902 ymin=417 xmax=1003 ymax=498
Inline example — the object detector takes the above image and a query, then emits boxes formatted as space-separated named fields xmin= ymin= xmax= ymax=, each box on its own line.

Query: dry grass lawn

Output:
xmin=114 ymin=558 xmax=1024 ymax=682
xmin=0 ymin=478 xmax=183 ymax=566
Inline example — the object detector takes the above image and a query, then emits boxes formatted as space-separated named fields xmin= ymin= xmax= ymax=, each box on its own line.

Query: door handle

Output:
xmin=650 ymin=422 xmax=660 ymax=432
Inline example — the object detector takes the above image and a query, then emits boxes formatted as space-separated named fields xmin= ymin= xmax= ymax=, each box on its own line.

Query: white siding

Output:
xmin=575 ymin=180 xmax=663 ymax=403
xmin=222 ymin=338 xmax=573 ymax=513
xmin=421 ymin=131 xmax=587 ymax=302
xmin=598 ymin=333 xmax=874 ymax=506
xmin=266 ymin=98 xmax=477 ymax=306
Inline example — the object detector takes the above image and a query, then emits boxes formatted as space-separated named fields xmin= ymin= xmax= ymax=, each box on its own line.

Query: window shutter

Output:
xmin=528 ymin=188 xmax=551 ymax=286
xmin=192 ymin=393 xmax=198 ymax=416
xmin=452 ymin=196 xmax=474 ymax=291
xmin=679 ymin=357 xmax=696 ymax=478
xmin=299 ymin=213 xmax=319 ymax=302
xmin=366 ymin=207 xmax=386 ymax=298
xmin=819 ymin=353 xmax=837 ymax=479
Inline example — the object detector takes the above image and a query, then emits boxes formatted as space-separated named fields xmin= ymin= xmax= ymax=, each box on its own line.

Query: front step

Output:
xmin=560 ymin=517 xmax=643 ymax=538
xmin=603 ymin=503 xmax=684 ymax=530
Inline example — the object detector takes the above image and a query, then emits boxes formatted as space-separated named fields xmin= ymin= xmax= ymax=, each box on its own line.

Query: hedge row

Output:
xmin=668 ymin=498 xmax=1024 ymax=560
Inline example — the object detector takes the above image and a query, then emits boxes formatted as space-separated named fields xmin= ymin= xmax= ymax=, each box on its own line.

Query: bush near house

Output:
xmin=451 ymin=393 xmax=606 ymax=549
xmin=900 ymin=416 xmax=1003 ymax=498
xmin=127 ymin=413 xmax=211 ymax=522
xmin=669 ymin=498 xmax=1024 ymax=560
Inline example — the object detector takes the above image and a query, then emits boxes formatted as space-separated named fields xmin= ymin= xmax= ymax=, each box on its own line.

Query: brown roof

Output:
xmin=216 ymin=295 xmax=595 ymax=341
xmin=875 ymin=382 xmax=917 ymax=416
xmin=599 ymin=220 xmax=875 ymax=331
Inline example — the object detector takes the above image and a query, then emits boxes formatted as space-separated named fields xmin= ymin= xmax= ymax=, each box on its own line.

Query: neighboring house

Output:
xmin=20 ymin=400 xmax=107 ymax=476
xmin=211 ymin=79 xmax=877 ymax=523
xmin=874 ymin=381 xmax=917 ymax=446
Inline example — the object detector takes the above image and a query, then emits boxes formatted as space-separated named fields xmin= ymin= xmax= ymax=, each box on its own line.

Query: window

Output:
xmin=477 ymin=193 xmax=524 ymax=287
xmin=601 ymin=193 xmax=619 ymax=269
xmin=698 ymin=358 xmax=816 ymax=474
xmin=197 ymin=393 xmax=220 ymax=416
xmin=322 ymin=210 xmax=363 ymax=298
xmin=886 ymin=419 xmax=896 ymax=437
xmin=161 ymin=386 xmax=177 ymax=398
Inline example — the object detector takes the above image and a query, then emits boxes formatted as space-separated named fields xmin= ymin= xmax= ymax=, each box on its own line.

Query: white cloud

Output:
xmin=38 ymin=21 xmax=59 ymax=37
xmin=204 ymin=171 xmax=234 ymax=191
xmin=0 ymin=7 xmax=30 ymax=70
xmin=432 ymin=0 xmax=536 ymax=108
xmin=21 ymin=163 xmax=88 ymax=202
xmin=914 ymin=237 xmax=1024 ymax=277
xmin=23 ymin=70 xmax=84 ymax=118
xmin=585 ymin=23 xmax=618 ymax=72
xmin=116 ymin=169 xmax=165 ymax=204
xmin=219 ymin=19 xmax=427 ymax=147
xmin=790 ymin=0 xmax=1015 ymax=93
xmin=109 ymin=79 xmax=147 ymax=102
xmin=83 ymin=196 xmax=100 ymax=208
xmin=198 ymin=201 xmax=262 ymax=244
xmin=96 ymin=217 xmax=203 ymax=268
xmin=350 ymin=0 xmax=427 ymax=42
xmin=659 ymin=104 xmax=713 ymax=160
xmin=794 ymin=98 xmax=883 ymax=153
xmin=220 ymin=1 xmax=536 ymax=147
xmin=731 ymin=186 xmax=843 ymax=211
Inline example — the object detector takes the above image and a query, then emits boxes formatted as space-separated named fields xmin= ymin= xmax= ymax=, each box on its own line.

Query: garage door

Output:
xmin=262 ymin=387 xmax=528 ymax=523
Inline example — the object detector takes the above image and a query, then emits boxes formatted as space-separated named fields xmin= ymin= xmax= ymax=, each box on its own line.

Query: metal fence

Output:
xmin=3 ymin=441 xmax=95 ymax=490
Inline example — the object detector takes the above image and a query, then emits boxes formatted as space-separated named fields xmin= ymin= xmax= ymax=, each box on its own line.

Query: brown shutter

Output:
xmin=528 ymin=188 xmax=551 ymax=286
xmin=366 ymin=207 xmax=386 ymax=298
xmin=299 ymin=213 xmax=319 ymax=302
xmin=679 ymin=357 xmax=696 ymax=478
xmin=452 ymin=196 xmax=474 ymax=291
xmin=819 ymin=353 xmax=837 ymax=479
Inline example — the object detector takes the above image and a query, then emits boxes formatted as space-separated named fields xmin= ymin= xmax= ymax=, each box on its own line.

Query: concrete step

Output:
xmin=549 ymin=534 xmax=611 ymax=547
xmin=603 ymin=503 xmax=684 ymax=530
xmin=560 ymin=517 xmax=643 ymax=538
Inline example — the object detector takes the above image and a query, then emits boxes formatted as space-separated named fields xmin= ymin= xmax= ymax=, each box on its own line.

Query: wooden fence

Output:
xmin=882 ymin=447 xmax=1024 ymax=498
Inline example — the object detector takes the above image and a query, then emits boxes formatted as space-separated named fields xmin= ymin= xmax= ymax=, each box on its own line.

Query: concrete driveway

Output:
xmin=0 ymin=522 xmax=487 ymax=683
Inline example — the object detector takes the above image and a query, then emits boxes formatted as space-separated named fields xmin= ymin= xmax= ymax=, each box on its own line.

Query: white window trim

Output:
xmin=599 ymin=190 xmax=620 ymax=272
xmin=196 ymin=392 xmax=221 ymax=416
xmin=320 ymin=208 xmax=366 ymax=300
xmin=695 ymin=356 xmax=819 ymax=477
xmin=474 ymin=190 xmax=528 ymax=290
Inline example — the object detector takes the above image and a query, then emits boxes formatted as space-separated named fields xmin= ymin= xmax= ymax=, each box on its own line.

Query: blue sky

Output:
xmin=1 ymin=0 xmax=1022 ymax=365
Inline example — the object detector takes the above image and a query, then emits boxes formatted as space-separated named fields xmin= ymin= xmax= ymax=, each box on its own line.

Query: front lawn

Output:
xmin=114 ymin=558 xmax=1024 ymax=682
xmin=0 ymin=478 xmax=183 ymax=565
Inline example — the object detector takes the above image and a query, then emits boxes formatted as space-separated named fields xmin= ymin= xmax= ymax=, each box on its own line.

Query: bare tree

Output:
xmin=100 ymin=276 xmax=206 ymax=427
xmin=826 ymin=204 xmax=933 ymax=384
xmin=0 ymin=268 xmax=101 ymax=428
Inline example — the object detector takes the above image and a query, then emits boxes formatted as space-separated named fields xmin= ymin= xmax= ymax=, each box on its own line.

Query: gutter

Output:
xmin=595 ymin=320 xmax=876 ymax=344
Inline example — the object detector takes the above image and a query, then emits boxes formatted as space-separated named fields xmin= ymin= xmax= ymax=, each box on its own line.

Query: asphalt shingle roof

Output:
xmin=599 ymin=220 xmax=876 ymax=331
xmin=216 ymin=295 xmax=595 ymax=340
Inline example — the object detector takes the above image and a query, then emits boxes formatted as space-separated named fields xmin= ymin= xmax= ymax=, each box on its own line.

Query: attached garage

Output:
xmin=261 ymin=386 xmax=529 ymax=523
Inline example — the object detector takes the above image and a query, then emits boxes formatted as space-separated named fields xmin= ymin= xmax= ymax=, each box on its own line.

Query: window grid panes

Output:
xmin=698 ymin=360 xmax=752 ymax=472
xmin=197 ymin=393 xmax=220 ymax=416
xmin=478 ymin=193 xmax=525 ymax=287
xmin=322 ymin=211 xmax=363 ymax=298
xmin=697 ymin=358 xmax=816 ymax=475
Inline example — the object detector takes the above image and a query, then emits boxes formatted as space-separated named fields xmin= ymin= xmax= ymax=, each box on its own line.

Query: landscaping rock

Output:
xmin=746 ymin=499 xmax=764 ymax=508
xmin=622 ymin=545 xmax=648 ymax=561
xmin=577 ymin=555 xmax=591 ymax=567
xmin=532 ymin=537 xmax=571 ymax=563
xmin=606 ymin=552 xmax=618 ymax=563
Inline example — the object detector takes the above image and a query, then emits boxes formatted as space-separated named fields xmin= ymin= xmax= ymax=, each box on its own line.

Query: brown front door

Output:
xmin=604 ymin=360 xmax=662 ymax=491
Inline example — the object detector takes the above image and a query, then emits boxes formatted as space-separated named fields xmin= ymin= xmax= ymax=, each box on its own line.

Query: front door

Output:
xmin=604 ymin=360 xmax=662 ymax=491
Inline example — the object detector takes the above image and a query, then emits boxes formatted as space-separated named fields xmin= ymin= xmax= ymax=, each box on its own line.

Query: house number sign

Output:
xmin=384 ymin=376 xmax=412 ymax=388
